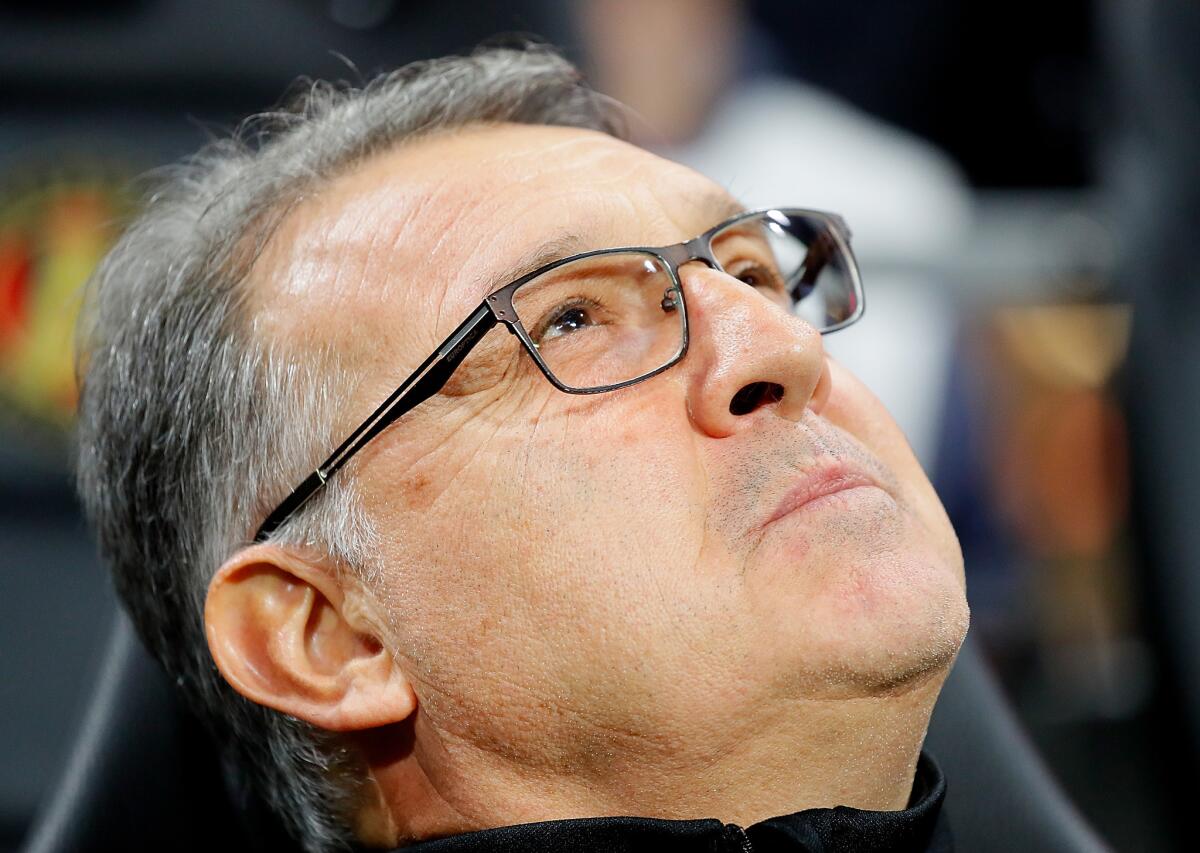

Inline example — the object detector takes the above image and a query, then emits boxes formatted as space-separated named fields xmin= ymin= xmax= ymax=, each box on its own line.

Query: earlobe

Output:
xmin=205 ymin=545 xmax=416 ymax=732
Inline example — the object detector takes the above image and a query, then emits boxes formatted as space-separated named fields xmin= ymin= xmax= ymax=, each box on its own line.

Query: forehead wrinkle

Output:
xmin=426 ymin=225 xmax=486 ymax=340
xmin=333 ymin=176 xmax=495 ymax=359
xmin=424 ymin=189 xmax=595 ymax=315
xmin=257 ymin=179 xmax=419 ymax=306
xmin=379 ymin=194 xmax=468 ymax=345
xmin=545 ymin=149 xmax=741 ymax=237
xmin=638 ymin=170 xmax=746 ymax=238
xmin=461 ymin=193 xmax=642 ymax=304
xmin=248 ymin=191 xmax=385 ymax=357
xmin=402 ymin=187 xmax=517 ymax=339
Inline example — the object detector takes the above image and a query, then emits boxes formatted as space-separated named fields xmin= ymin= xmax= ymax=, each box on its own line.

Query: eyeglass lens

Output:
xmin=710 ymin=210 xmax=859 ymax=333
xmin=512 ymin=252 xmax=684 ymax=390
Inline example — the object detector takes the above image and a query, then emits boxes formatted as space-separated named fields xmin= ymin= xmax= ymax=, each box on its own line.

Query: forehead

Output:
xmin=249 ymin=123 xmax=739 ymax=358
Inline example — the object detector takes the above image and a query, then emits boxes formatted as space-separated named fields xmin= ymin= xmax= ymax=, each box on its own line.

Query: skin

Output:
xmin=205 ymin=123 xmax=970 ymax=847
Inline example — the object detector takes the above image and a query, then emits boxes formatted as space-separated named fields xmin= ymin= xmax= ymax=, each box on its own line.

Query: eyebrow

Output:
xmin=477 ymin=233 xmax=589 ymax=298
xmin=474 ymin=190 xmax=747 ymax=300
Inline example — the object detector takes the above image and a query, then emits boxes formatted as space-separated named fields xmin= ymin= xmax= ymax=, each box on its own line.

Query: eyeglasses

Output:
xmin=254 ymin=207 xmax=864 ymax=541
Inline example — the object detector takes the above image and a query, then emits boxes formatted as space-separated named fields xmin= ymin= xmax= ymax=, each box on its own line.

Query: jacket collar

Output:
xmin=396 ymin=752 xmax=949 ymax=852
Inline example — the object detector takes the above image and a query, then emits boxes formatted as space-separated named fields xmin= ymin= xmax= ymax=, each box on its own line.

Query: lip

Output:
xmin=763 ymin=464 xmax=882 ymax=527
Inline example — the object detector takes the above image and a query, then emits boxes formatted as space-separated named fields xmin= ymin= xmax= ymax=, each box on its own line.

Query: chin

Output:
xmin=755 ymin=508 xmax=971 ymax=700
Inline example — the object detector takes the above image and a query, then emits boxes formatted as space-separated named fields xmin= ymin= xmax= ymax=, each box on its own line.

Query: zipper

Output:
xmin=724 ymin=823 xmax=754 ymax=853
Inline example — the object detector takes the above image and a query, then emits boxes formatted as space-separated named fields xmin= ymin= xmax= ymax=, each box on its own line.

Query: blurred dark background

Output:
xmin=1 ymin=1 xmax=1196 ymax=850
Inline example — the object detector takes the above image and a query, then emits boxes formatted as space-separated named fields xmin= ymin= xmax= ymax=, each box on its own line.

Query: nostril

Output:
xmin=729 ymin=381 xmax=785 ymax=416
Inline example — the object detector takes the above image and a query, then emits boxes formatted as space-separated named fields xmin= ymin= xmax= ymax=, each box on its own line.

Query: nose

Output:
xmin=680 ymin=264 xmax=832 ymax=438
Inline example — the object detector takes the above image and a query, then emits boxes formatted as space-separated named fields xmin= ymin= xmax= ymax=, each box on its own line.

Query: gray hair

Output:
xmin=75 ymin=44 xmax=623 ymax=852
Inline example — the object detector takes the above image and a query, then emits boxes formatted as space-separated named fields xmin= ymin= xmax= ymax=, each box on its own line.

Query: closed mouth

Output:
xmin=763 ymin=465 xmax=881 ymax=528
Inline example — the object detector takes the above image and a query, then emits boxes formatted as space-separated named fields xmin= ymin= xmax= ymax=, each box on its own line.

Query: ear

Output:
xmin=204 ymin=544 xmax=415 ymax=732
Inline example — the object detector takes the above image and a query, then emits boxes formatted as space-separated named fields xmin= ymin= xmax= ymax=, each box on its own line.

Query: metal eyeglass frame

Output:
xmin=253 ymin=207 xmax=864 ymax=542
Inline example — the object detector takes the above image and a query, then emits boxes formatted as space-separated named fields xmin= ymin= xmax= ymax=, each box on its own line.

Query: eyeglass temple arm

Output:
xmin=253 ymin=303 xmax=498 ymax=542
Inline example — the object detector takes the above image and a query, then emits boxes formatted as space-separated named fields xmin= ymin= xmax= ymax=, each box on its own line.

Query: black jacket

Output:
xmin=395 ymin=752 xmax=951 ymax=852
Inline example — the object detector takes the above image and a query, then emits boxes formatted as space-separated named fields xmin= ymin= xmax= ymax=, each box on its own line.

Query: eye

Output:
xmin=736 ymin=269 xmax=762 ymax=287
xmin=541 ymin=301 xmax=598 ymax=342
xmin=730 ymin=263 xmax=787 ymax=296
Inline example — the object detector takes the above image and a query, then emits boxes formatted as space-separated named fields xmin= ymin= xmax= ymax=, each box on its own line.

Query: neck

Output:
xmin=355 ymin=670 xmax=947 ymax=847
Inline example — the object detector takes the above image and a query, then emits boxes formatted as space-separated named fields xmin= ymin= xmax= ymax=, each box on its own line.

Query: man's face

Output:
xmin=253 ymin=123 xmax=968 ymax=773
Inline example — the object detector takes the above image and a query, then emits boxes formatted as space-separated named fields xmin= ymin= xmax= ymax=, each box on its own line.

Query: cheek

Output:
xmin=821 ymin=359 xmax=963 ymax=571
xmin=510 ymin=395 xmax=697 ymax=570
xmin=368 ymin=390 xmax=707 ymax=649
xmin=823 ymin=360 xmax=936 ymax=498
xmin=822 ymin=360 xmax=909 ymax=455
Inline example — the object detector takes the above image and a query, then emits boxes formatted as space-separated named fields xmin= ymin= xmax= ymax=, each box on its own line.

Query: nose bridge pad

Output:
xmin=729 ymin=381 xmax=786 ymax=416
xmin=660 ymin=288 xmax=679 ymax=313
xmin=665 ymin=246 xmax=718 ymax=314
